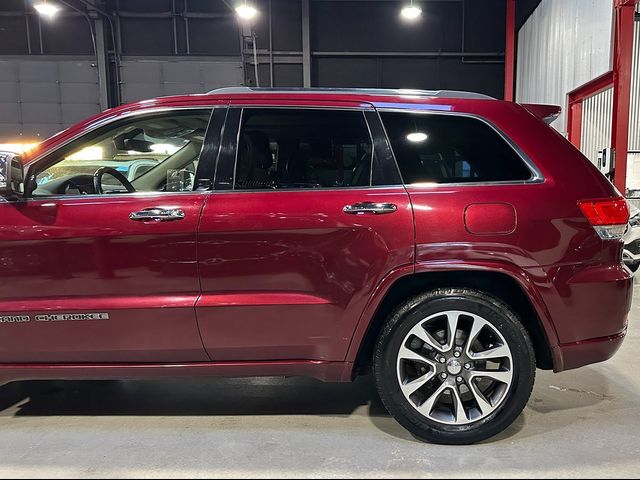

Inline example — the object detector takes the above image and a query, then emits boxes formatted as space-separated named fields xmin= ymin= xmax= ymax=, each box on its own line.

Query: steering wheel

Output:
xmin=93 ymin=167 xmax=136 ymax=195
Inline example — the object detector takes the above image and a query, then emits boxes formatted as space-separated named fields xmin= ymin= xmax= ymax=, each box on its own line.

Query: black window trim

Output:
xmin=364 ymin=110 xmax=404 ymax=187
xmin=196 ymin=106 xmax=227 ymax=191
xmin=376 ymin=108 xmax=545 ymax=187
xmin=219 ymin=106 xmax=386 ymax=193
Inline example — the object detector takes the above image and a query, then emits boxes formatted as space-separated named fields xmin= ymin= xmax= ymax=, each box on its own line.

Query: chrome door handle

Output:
xmin=343 ymin=202 xmax=398 ymax=215
xmin=130 ymin=207 xmax=185 ymax=222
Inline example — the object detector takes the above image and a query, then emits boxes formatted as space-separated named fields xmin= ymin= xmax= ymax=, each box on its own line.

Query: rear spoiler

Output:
xmin=520 ymin=103 xmax=562 ymax=125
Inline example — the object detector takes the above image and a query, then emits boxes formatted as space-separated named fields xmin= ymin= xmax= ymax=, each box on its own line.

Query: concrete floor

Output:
xmin=1 ymin=288 xmax=640 ymax=479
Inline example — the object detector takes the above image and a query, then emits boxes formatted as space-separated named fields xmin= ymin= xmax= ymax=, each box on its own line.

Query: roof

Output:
xmin=206 ymin=87 xmax=495 ymax=101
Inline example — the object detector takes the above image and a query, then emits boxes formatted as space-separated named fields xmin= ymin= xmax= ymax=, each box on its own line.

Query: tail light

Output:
xmin=578 ymin=197 xmax=629 ymax=239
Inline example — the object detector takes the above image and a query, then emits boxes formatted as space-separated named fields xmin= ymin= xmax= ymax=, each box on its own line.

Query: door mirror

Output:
xmin=0 ymin=152 xmax=24 ymax=200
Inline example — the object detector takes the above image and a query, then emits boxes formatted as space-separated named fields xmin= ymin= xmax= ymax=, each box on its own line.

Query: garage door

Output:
xmin=120 ymin=58 xmax=243 ymax=103
xmin=0 ymin=58 xmax=100 ymax=141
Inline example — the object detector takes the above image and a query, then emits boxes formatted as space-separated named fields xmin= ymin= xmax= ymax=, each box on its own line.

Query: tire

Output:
xmin=373 ymin=288 xmax=535 ymax=445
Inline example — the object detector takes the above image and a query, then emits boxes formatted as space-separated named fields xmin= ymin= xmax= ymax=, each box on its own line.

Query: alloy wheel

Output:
xmin=396 ymin=310 xmax=514 ymax=425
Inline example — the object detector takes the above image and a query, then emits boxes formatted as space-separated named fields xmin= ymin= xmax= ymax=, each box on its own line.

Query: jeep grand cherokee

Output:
xmin=0 ymin=87 xmax=632 ymax=444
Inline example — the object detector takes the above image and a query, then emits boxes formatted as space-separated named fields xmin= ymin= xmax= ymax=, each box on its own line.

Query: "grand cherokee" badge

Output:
xmin=0 ymin=313 xmax=109 ymax=323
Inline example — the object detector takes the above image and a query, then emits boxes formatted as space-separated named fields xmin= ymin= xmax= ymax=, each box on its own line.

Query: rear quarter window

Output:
xmin=380 ymin=111 xmax=533 ymax=185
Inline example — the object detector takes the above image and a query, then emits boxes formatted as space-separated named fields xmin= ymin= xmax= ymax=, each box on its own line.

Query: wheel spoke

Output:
xmin=469 ymin=344 xmax=511 ymax=361
xmin=400 ymin=371 xmax=435 ymax=397
xmin=470 ymin=369 xmax=513 ymax=384
xmin=469 ymin=380 xmax=493 ymax=415
xmin=444 ymin=312 xmax=460 ymax=351
xmin=398 ymin=345 xmax=436 ymax=368
xmin=408 ymin=323 xmax=447 ymax=353
xmin=417 ymin=382 xmax=448 ymax=417
xmin=451 ymin=386 xmax=468 ymax=424
xmin=464 ymin=315 xmax=486 ymax=357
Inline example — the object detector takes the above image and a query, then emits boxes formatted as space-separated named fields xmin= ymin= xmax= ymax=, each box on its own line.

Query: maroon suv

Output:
xmin=0 ymin=88 xmax=632 ymax=444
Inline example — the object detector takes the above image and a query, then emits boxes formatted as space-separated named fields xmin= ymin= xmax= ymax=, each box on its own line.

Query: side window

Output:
xmin=31 ymin=109 xmax=212 ymax=196
xmin=234 ymin=109 xmax=373 ymax=190
xmin=380 ymin=112 xmax=533 ymax=185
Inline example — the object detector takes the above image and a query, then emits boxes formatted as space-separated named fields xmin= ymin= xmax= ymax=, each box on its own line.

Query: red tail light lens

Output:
xmin=578 ymin=198 xmax=629 ymax=239
xmin=578 ymin=198 xmax=629 ymax=225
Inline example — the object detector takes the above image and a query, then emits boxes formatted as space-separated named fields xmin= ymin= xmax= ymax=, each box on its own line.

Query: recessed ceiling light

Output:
xmin=406 ymin=132 xmax=428 ymax=143
xmin=401 ymin=5 xmax=422 ymax=21
xmin=236 ymin=3 xmax=258 ymax=21
xmin=33 ymin=1 xmax=60 ymax=18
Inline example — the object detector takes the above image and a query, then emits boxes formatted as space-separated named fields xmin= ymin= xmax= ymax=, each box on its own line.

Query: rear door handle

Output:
xmin=343 ymin=202 xmax=398 ymax=215
xmin=130 ymin=207 xmax=185 ymax=222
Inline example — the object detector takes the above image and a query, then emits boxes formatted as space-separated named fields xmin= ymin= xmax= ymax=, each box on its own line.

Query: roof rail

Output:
xmin=206 ymin=86 xmax=495 ymax=100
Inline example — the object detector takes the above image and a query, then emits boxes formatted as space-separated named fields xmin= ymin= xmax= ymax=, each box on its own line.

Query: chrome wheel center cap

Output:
xmin=447 ymin=358 xmax=463 ymax=375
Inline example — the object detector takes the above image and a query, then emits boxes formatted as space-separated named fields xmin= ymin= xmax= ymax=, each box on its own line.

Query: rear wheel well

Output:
xmin=354 ymin=270 xmax=554 ymax=373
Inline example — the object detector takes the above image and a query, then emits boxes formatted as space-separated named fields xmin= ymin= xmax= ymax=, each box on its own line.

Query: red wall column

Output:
xmin=504 ymin=0 xmax=516 ymax=101
xmin=611 ymin=0 xmax=638 ymax=193
xmin=568 ymin=101 xmax=583 ymax=149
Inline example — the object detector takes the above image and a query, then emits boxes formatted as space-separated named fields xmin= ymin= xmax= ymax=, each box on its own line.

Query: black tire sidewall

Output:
xmin=374 ymin=289 xmax=535 ymax=445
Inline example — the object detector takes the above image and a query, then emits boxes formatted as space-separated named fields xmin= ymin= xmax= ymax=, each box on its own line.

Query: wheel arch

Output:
xmin=347 ymin=263 xmax=559 ymax=375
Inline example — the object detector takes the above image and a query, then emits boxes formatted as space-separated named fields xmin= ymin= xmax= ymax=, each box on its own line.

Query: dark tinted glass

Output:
xmin=234 ymin=109 xmax=373 ymax=190
xmin=381 ymin=112 xmax=532 ymax=184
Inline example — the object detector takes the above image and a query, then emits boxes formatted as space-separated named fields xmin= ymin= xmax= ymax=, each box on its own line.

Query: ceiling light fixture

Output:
xmin=33 ymin=0 xmax=60 ymax=18
xmin=236 ymin=1 xmax=258 ymax=21
xmin=400 ymin=1 xmax=422 ymax=21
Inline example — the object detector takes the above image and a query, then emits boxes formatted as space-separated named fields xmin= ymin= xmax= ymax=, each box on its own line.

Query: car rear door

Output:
xmin=0 ymin=106 xmax=226 ymax=363
xmin=195 ymin=101 xmax=415 ymax=362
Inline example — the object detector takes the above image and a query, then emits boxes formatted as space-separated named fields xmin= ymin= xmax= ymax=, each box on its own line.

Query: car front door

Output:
xmin=195 ymin=103 xmax=415 ymax=362
xmin=0 ymin=107 xmax=225 ymax=363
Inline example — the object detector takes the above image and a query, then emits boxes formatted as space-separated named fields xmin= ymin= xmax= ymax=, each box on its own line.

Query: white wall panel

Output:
xmin=580 ymin=86 xmax=613 ymax=165
xmin=516 ymin=0 xmax=614 ymax=134
xmin=628 ymin=153 xmax=640 ymax=191
xmin=627 ymin=11 xmax=640 ymax=191
xmin=629 ymin=14 xmax=640 ymax=153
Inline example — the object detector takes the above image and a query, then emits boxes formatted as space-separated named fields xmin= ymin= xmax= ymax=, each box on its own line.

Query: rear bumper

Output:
xmin=531 ymin=262 xmax=632 ymax=372
xmin=553 ymin=329 xmax=627 ymax=372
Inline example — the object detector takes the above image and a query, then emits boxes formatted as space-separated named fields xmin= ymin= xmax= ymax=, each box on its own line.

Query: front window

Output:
xmin=31 ymin=109 xmax=212 ymax=196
